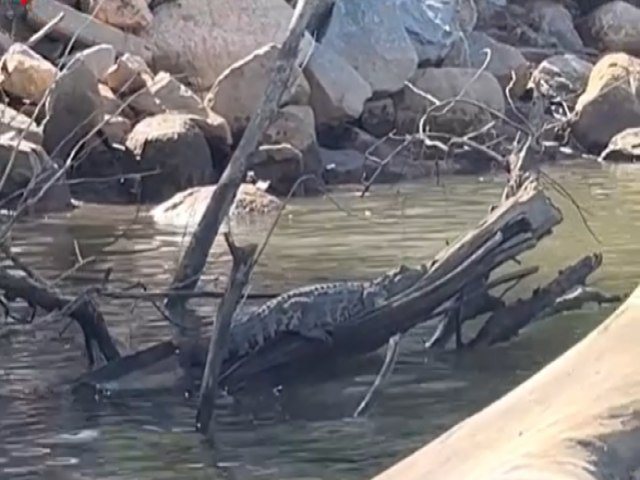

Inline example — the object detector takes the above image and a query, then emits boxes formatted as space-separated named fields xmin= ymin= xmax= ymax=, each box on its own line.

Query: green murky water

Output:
xmin=0 ymin=161 xmax=638 ymax=479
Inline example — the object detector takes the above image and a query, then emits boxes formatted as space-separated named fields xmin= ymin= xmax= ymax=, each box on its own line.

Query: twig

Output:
xmin=196 ymin=233 xmax=257 ymax=437
xmin=353 ymin=333 xmax=402 ymax=418
xmin=164 ymin=0 xmax=322 ymax=334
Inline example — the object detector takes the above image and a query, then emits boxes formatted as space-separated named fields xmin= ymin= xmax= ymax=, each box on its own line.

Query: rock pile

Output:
xmin=1 ymin=0 xmax=639 ymax=216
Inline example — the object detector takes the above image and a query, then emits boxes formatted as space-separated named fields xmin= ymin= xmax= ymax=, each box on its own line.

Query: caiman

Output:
xmin=223 ymin=264 xmax=428 ymax=367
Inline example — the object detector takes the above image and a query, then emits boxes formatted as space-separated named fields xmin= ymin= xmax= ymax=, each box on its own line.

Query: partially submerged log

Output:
xmin=0 ymin=266 xmax=120 ymax=364
xmin=372 ymin=285 xmax=640 ymax=480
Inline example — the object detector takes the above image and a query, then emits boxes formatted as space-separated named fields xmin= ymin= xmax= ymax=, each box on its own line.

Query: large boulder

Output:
xmin=0 ymin=43 xmax=58 ymax=103
xmin=125 ymin=113 xmax=216 ymax=202
xmin=205 ymin=43 xmax=310 ymax=140
xmin=0 ymin=133 xmax=71 ymax=213
xmin=303 ymin=42 xmax=372 ymax=127
xmin=530 ymin=1 xmax=584 ymax=52
xmin=79 ymin=0 xmax=152 ymax=33
xmin=321 ymin=0 xmax=418 ymax=94
xmin=570 ymin=53 xmax=640 ymax=153
xmin=394 ymin=67 xmax=505 ymax=136
xmin=397 ymin=0 xmax=466 ymax=64
xmin=443 ymin=32 xmax=530 ymax=98
xmin=579 ymin=1 xmax=640 ymax=55
xmin=528 ymin=54 xmax=593 ymax=108
xmin=139 ymin=0 xmax=312 ymax=92
xmin=150 ymin=183 xmax=282 ymax=229
xmin=42 ymin=61 xmax=104 ymax=163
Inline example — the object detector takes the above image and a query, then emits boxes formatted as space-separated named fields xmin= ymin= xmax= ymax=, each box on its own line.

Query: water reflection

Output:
xmin=0 ymin=163 xmax=638 ymax=479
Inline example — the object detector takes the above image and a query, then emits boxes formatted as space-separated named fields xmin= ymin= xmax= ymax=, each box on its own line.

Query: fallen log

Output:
xmin=215 ymin=178 xmax=564 ymax=388
xmin=0 ymin=266 xmax=120 ymax=364
xmin=371 ymin=284 xmax=640 ymax=480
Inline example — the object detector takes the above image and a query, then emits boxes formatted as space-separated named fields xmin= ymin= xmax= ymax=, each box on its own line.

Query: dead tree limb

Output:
xmin=0 ymin=266 xmax=120 ymax=364
xmin=196 ymin=233 xmax=257 ymax=436
xmin=469 ymin=253 xmax=603 ymax=347
xmin=163 ymin=0 xmax=319 ymax=332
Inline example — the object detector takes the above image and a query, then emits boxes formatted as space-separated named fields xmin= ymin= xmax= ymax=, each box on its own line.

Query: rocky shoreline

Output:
xmin=0 ymin=0 xmax=639 ymax=222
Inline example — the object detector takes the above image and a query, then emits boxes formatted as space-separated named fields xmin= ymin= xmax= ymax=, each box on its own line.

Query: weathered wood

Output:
xmin=26 ymin=0 xmax=153 ymax=61
xmin=371 ymin=285 xmax=640 ymax=480
xmin=0 ymin=266 xmax=120 ymax=364
xmin=163 ymin=0 xmax=320 ymax=335
xmin=469 ymin=253 xmax=603 ymax=347
xmin=196 ymin=234 xmax=256 ymax=436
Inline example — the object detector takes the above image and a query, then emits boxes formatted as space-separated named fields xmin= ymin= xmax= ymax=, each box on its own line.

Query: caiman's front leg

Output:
xmin=283 ymin=297 xmax=334 ymax=345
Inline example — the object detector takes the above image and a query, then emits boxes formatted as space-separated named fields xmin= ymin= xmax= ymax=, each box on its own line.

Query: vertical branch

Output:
xmin=163 ymin=0 xmax=319 ymax=328
xmin=195 ymin=233 xmax=257 ymax=437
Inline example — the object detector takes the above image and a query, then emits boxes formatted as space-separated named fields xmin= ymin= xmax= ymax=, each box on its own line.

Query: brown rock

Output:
xmin=571 ymin=52 xmax=640 ymax=152
xmin=0 ymin=43 xmax=58 ymax=103
xmin=125 ymin=112 xmax=215 ymax=202
xmin=598 ymin=127 xmax=640 ymax=162
xmin=395 ymin=67 xmax=505 ymax=136
xmin=148 ymin=71 xmax=209 ymax=117
xmin=0 ymin=104 xmax=43 ymax=145
xmin=205 ymin=44 xmax=309 ymax=139
xmin=580 ymin=0 xmax=640 ymax=55
xmin=443 ymin=32 xmax=530 ymax=97
xmin=150 ymin=183 xmax=282 ymax=229
xmin=98 ymin=84 xmax=125 ymax=116
xmin=528 ymin=54 xmax=593 ymax=108
xmin=104 ymin=53 xmax=152 ymax=95
xmin=79 ymin=0 xmax=153 ymax=33
xmin=361 ymin=97 xmax=396 ymax=138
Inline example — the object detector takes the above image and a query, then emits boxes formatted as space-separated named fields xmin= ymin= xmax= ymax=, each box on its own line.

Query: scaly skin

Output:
xmin=225 ymin=264 xmax=427 ymax=359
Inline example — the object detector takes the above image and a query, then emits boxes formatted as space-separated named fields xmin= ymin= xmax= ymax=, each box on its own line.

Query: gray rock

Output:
xmin=0 ymin=133 xmax=71 ymax=213
xmin=398 ymin=0 xmax=464 ymax=64
xmin=321 ymin=0 xmax=418 ymax=94
xmin=250 ymin=143 xmax=304 ymax=196
xmin=42 ymin=61 xmax=104 ymax=163
xmin=444 ymin=31 xmax=530 ymax=97
xmin=361 ymin=97 xmax=396 ymax=138
xmin=68 ymin=44 xmax=116 ymax=80
xmin=303 ymin=42 xmax=372 ymax=127
xmin=531 ymin=1 xmax=584 ymax=52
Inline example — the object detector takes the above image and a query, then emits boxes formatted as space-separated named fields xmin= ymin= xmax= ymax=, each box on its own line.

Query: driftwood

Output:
xmin=469 ymin=253 xmax=603 ymax=347
xmin=0 ymin=266 xmax=120 ymax=364
xmin=163 ymin=0 xmax=320 ymax=334
xmin=196 ymin=234 xmax=256 ymax=436
xmin=371 ymin=285 xmax=640 ymax=480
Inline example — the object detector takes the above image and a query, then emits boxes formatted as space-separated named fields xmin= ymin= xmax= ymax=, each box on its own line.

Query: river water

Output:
xmin=0 ymin=162 xmax=638 ymax=480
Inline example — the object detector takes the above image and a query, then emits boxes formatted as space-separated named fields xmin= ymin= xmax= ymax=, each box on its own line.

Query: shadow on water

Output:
xmin=0 ymin=162 xmax=639 ymax=479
